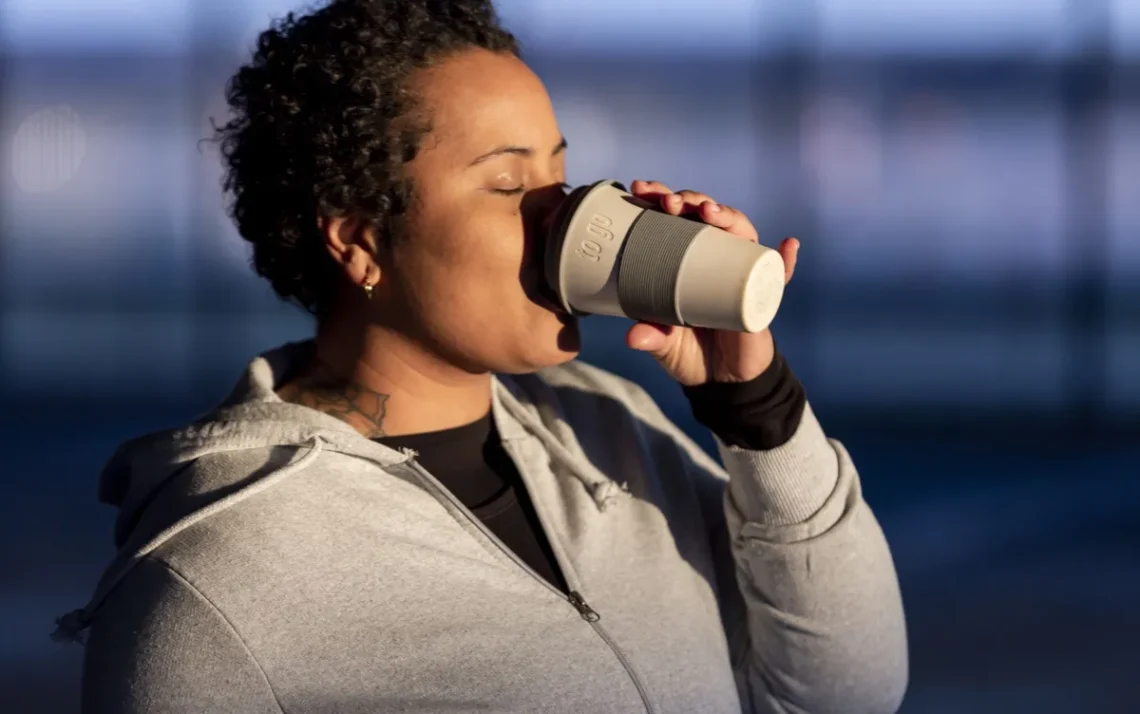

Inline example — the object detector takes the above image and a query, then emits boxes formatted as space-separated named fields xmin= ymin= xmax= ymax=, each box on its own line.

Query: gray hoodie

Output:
xmin=60 ymin=340 xmax=907 ymax=714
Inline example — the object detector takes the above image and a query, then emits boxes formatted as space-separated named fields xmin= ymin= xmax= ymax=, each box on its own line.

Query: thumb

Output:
xmin=626 ymin=321 xmax=675 ymax=354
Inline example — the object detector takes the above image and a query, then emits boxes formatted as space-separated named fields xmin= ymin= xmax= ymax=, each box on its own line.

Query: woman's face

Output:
xmin=381 ymin=48 xmax=580 ymax=374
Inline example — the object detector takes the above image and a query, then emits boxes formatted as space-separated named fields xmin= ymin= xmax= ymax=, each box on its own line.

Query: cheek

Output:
xmin=403 ymin=217 xmax=531 ymax=316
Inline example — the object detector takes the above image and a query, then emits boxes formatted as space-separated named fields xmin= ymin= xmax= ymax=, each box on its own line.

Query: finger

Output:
xmin=632 ymin=185 xmax=717 ymax=218
xmin=633 ymin=185 xmax=759 ymax=240
xmin=673 ymin=189 xmax=714 ymax=208
xmin=658 ymin=190 xmax=710 ymax=217
xmin=779 ymin=237 xmax=800 ymax=283
xmin=696 ymin=200 xmax=758 ymax=242
xmin=630 ymin=180 xmax=677 ymax=214
xmin=630 ymin=179 xmax=673 ymax=194
xmin=661 ymin=193 xmax=685 ymax=215
xmin=658 ymin=189 xmax=710 ymax=216
xmin=630 ymin=179 xmax=674 ymax=204
xmin=626 ymin=321 xmax=678 ymax=353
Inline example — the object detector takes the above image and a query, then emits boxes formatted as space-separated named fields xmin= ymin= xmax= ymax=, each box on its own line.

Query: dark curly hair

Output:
xmin=211 ymin=0 xmax=519 ymax=314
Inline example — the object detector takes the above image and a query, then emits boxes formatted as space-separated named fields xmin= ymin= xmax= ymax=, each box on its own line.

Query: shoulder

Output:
xmin=85 ymin=557 xmax=212 ymax=646
xmin=84 ymin=556 xmax=239 ymax=656
xmin=82 ymin=557 xmax=280 ymax=713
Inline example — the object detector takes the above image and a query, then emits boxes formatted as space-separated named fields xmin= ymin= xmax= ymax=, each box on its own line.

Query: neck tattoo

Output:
xmin=279 ymin=367 xmax=392 ymax=439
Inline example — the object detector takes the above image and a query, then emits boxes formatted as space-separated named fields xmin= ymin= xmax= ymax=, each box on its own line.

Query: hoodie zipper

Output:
xmin=403 ymin=459 xmax=656 ymax=714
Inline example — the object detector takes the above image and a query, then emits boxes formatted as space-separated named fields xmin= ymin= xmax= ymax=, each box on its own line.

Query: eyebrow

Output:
xmin=468 ymin=137 xmax=568 ymax=167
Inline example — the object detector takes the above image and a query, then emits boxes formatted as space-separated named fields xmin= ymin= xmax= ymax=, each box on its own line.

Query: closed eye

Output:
xmin=491 ymin=182 xmax=570 ymax=197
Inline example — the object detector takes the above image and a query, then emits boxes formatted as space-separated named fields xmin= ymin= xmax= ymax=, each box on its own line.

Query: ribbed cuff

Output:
xmin=682 ymin=350 xmax=807 ymax=450
xmin=718 ymin=403 xmax=839 ymax=527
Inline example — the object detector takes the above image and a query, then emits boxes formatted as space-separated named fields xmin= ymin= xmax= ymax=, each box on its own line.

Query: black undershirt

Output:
xmin=375 ymin=351 xmax=806 ymax=595
xmin=377 ymin=416 xmax=571 ymax=593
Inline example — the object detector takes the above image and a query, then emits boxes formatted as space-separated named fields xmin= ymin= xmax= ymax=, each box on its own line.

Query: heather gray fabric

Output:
xmin=66 ymin=340 xmax=908 ymax=714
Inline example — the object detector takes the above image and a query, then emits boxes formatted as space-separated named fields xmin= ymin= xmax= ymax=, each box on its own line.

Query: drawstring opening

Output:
xmin=493 ymin=382 xmax=627 ymax=512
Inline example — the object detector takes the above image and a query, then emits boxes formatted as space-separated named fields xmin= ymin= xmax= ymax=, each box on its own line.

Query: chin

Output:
xmin=508 ymin=314 xmax=581 ymax=374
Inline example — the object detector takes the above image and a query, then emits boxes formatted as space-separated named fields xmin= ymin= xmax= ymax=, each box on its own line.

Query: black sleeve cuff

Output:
xmin=681 ymin=350 xmax=807 ymax=450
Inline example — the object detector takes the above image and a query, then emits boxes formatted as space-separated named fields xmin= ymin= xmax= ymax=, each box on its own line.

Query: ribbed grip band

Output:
xmin=616 ymin=210 xmax=703 ymax=325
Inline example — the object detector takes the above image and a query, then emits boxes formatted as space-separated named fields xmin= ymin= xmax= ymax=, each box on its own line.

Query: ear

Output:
xmin=320 ymin=215 xmax=382 ymax=288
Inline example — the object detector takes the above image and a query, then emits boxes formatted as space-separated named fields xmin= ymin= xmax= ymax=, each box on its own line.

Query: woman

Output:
xmin=60 ymin=1 xmax=908 ymax=712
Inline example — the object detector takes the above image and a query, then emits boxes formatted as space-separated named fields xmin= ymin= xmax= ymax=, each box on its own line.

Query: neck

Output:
xmin=280 ymin=313 xmax=493 ymax=439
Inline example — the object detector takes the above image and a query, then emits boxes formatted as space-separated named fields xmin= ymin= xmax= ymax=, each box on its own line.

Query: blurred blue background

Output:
xmin=1 ymin=1 xmax=1137 ymax=712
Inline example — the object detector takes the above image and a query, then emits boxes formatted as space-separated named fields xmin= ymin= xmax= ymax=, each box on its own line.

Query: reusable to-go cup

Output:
xmin=543 ymin=180 xmax=786 ymax=333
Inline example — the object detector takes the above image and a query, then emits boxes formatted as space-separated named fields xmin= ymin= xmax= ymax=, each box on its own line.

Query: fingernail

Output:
xmin=708 ymin=202 xmax=721 ymax=212
xmin=669 ymin=194 xmax=683 ymax=204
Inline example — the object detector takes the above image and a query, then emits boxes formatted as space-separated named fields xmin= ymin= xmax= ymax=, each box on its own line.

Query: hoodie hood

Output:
xmin=97 ymin=340 xmax=409 ymax=550
xmin=53 ymin=340 xmax=625 ymax=644
xmin=52 ymin=341 xmax=408 ymax=643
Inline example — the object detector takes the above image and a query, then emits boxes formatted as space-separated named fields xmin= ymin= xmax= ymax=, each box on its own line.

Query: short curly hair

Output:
xmin=212 ymin=0 xmax=519 ymax=314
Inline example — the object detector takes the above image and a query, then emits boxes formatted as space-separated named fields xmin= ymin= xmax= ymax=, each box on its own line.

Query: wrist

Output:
xmin=683 ymin=349 xmax=806 ymax=450
xmin=708 ymin=331 xmax=776 ymax=384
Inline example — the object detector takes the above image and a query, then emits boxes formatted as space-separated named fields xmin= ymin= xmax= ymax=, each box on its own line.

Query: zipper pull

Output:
xmin=568 ymin=591 xmax=601 ymax=622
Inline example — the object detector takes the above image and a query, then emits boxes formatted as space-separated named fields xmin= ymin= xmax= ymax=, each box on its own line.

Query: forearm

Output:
xmin=684 ymin=349 xmax=837 ymax=527
xmin=684 ymin=356 xmax=908 ymax=714
xmin=722 ymin=408 xmax=907 ymax=713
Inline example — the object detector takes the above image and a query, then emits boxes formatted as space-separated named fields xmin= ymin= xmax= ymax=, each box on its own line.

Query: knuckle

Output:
xmin=681 ymin=191 xmax=714 ymax=205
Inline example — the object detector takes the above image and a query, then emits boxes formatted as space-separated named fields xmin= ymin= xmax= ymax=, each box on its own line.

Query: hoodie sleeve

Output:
xmin=82 ymin=556 xmax=282 ymax=714
xmin=707 ymin=404 xmax=908 ymax=714
xmin=623 ymin=382 xmax=908 ymax=714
